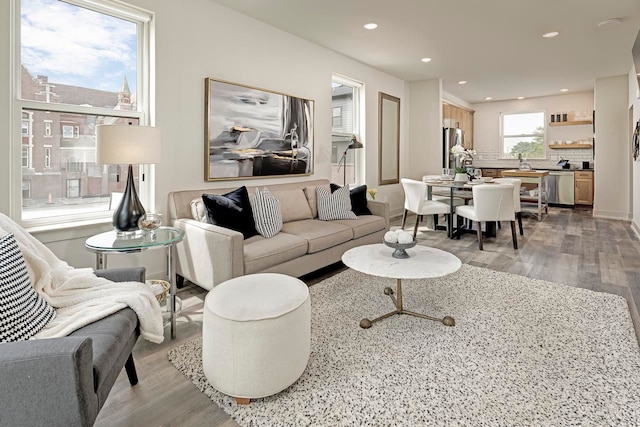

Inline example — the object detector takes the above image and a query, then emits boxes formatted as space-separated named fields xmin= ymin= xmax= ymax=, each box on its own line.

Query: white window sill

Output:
xmin=26 ymin=217 xmax=113 ymax=244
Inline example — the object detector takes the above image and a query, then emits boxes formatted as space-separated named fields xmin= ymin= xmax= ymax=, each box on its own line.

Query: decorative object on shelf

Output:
xmin=96 ymin=124 xmax=161 ymax=235
xmin=383 ymin=230 xmax=417 ymax=258
xmin=204 ymin=78 xmax=314 ymax=181
xmin=337 ymin=135 xmax=364 ymax=186
xmin=367 ymin=188 xmax=378 ymax=200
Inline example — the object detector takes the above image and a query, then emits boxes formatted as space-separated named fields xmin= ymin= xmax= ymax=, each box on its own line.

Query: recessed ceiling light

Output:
xmin=598 ymin=18 xmax=622 ymax=28
xmin=560 ymin=88 xmax=569 ymax=92
xmin=517 ymin=96 xmax=525 ymax=100
xmin=363 ymin=23 xmax=378 ymax=30
xmin=458 ymin=80 xmax=467 ymax=85
xmin=421 ymin=57 xmax=432 ymax=63
xmin=485 ymin=97 xmax=493 ymax=100
xmin=542 ymin=31 xmax=559 ymax=38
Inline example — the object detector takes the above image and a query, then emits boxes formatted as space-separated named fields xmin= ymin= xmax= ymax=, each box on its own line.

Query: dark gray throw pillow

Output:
xmin=202 ymin=186 xmax=258 ymax=239
xmin=0 ymin=233 xmax=56 ymax=342
xmin=330 ymin=184 xmax=372 ymax=216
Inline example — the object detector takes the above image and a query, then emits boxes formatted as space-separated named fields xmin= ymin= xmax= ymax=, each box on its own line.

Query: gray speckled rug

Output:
xmin=168 ymin=264 xmax=640 ymax=426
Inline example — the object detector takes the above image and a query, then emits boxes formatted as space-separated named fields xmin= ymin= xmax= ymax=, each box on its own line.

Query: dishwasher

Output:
xmin=547 ymin=171 xmax=575 ymax=206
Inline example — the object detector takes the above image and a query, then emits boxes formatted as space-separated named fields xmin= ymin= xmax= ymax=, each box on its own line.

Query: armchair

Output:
xmin=0 ymin=267 xmax=145 ymax=427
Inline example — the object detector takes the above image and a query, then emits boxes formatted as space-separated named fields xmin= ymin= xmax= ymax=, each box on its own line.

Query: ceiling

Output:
xmin=209 ymin=0 xmax=640 ymax=104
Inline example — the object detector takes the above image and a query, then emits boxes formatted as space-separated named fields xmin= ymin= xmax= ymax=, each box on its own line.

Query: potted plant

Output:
xmin=450 ymin=146 xmax=476 ymax=182
xmin=454 ymin=166 xmax=468 ymax=182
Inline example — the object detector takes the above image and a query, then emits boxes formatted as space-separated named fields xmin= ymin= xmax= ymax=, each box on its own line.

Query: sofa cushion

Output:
xmin=281 ymin=219 xmax=353 ymax=253
xmin=202 ymin=186 xmax=258 ymax=239
xmin=303 ymin=186 xmax=319 ymax=218
xmin=243 ymin=233 xmax=308 ymax=274
xmin=190 ymin=198 xmax=208 ymax=223
xmin=270 ymin=189 xmax=313 ymax=223
xmin=0 ymin=233 xmax=56 ymax=342
xmin=333 ymin=215 xmax=386 ymax=239
xmin=251 ymin=188 xmax=283 ymax=238
xmin=330 ymin=184 xmax=372 ymax=216
xmin=317 ymin=185 xmax=357 ymax=221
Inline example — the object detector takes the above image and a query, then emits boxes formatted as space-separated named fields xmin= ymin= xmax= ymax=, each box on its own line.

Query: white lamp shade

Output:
xmin=96 ymin=124 xmax=161 ymax=165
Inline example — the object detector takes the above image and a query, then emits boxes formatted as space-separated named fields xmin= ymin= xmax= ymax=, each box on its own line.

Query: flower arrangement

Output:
xmin=450 ymin=145 xmax=477 ymax=160
xmin=367 ymin=188 xmax=378 ymax=200
xmin=450 ymin=146 xmax=477 ymax=173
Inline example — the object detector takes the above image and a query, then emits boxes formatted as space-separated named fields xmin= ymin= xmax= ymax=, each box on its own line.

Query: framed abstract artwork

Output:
xmin=204 ymin=78 xmax=314 ymax=181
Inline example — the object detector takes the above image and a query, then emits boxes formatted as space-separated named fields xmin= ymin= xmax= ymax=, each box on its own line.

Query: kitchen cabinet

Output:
xmin=443 ymin=102 xmax=474 ymax=149
xmin=479 ymin=168 xmax=499 ymax=178
xmin=574 ymin=171 xmax=593 ymax=205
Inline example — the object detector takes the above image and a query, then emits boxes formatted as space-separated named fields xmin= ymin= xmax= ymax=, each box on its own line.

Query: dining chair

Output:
xmin=492 ymin=177 xmax=523 ymax=235
xmin=455 ymin=184 xmax=517 ymax=250
xmin=400 ymin=178 xmax=451 ymax=238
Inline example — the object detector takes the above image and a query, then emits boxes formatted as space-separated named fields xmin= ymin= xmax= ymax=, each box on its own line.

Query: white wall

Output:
xmin=472 ymin=92 xmax=594 ymax=169
xmin=408 ymin=79 xmax=442 ymax=180
xmin=594 ymin=75 xmax=630 ymax=220
xmin=629 ymin=66 xmax=640 ymax=237
xmin=0 ymin=0 xmax=409 ymax=276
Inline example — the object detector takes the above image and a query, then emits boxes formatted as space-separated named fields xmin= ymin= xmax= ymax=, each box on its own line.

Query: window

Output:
xmin=44 ymin=146 xmax=51 ymax=168
xmin=500 ymin=111 xmax=546 ymax=159
xmin=15 ymin=0 xmax=153 ymax=225
xmin=21 ymin=146 xmax=29 ymax=168
xmin=22 ymin=181 xmax=31 ymax=200
xmin=332 ymin=106 xmax=342 ymax=127
xmin=331 ymin=75 xmax=363 ymax=186
xmin=21 ymin=120 xmax=29 ymax=136
xmin=62 ymin=124 xmax=74 ymax=139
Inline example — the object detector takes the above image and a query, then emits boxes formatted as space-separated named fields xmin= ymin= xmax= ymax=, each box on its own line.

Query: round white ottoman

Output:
xmin=202 ymin=273 xmax=310 ymax=404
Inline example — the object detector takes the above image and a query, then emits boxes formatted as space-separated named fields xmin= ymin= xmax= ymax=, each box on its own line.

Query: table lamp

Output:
xmin=96 ymin=124 xmax=161 ymax=234
xmin=337 ymin=135 xmax=363 ymax=186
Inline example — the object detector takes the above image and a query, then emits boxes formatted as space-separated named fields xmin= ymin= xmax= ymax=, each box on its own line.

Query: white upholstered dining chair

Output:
xmin=401 ymin=178 xmax=451 ymax=238
xmin=492 ymin=177 xmax=523 ymax=235
xmin=455 ymin=184 xmax=517 ymax=250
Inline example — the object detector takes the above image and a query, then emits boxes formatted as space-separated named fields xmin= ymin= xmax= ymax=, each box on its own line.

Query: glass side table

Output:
xmin=85 ymin=226 xmax=185 ymax=339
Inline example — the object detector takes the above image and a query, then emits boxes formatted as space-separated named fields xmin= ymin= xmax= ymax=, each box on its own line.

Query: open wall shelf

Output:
xmin=549 ymin=120 xmax=593 ymax=127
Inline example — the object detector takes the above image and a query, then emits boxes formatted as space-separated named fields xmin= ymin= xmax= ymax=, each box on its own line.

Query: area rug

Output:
xmin=168 ymin=264 xmax=640 ymax=426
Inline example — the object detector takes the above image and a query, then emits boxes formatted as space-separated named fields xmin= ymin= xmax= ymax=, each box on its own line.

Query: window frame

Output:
xmin=44 ymin=120 xmax=52 ymax=137
xmin=331 ymin=74 xmax=365 ymax=186
xmin=11 ymin=0 xmax=155 ymax=228
xmin=499 ymin=110 xmax=547 ymax=160
xmin=44 ymin=145 xmax=51 ymax=168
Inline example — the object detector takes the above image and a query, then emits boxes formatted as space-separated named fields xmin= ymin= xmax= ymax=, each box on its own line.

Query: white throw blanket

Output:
xmin=0 ymin=213 xmax=164 ymax=343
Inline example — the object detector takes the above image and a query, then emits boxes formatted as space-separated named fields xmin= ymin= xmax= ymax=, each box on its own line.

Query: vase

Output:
xmin=454 ymin=173 xmax=468 ymax=182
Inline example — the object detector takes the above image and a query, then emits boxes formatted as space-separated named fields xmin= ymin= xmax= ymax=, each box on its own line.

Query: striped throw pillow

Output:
xmin=0 ymin=233 xmax=56 ymax=342
xmin=317 ymin=185 xmax=358 ymax=221
xmin=252 ymin=188 xmax=283 ymax=238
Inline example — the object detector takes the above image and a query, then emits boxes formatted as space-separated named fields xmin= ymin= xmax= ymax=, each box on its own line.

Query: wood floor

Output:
xmin=95 ymin=206 xmax=640 ymax=427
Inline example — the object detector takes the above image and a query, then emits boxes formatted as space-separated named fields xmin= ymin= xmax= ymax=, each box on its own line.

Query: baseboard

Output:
xmin=632 ymin=220 xmax=640 ymax=241
xmin=592 ymin=209 xmax=632 ymax=220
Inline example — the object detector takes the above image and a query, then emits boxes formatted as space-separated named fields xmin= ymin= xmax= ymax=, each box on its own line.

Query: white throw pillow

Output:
xmin=251 ymin=188 xmax=283 ymax=238
xmin=316 ymin=185 xmax=358 ymax=221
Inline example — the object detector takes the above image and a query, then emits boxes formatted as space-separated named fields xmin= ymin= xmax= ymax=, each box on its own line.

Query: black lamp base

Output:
xmin=113 ymin=164 xmax=146 ymax=234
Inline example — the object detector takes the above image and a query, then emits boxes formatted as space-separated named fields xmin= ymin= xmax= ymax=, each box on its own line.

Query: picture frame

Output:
xmin=204 ymin=78 xmax=315 ymax=181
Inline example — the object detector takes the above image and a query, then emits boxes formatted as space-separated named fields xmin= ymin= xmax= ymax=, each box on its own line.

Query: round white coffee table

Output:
xmin=342 ymin=244 xmax=462 ymax=329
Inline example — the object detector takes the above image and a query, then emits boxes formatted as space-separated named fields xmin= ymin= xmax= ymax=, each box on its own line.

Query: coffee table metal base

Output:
xmin=359 ymin=279 xmax=456 ymax=329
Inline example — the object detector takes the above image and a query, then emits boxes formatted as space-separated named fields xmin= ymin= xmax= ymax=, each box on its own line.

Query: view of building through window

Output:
xmin=331 ymin=77 xmax=362 ymax=186
xmin=18 ymin=0 xmax=145 ymax=222
xmin=501 ymin=111 xmax=546 ymax=159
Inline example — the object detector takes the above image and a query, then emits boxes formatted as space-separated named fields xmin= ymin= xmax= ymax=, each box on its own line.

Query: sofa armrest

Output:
xmin=0 ymin=337 xmax=97 ymax=427
xmin=367 ymin=200 xmax=390 ymax=229
xmin=95 ymin=267 xmax=146 ymax=283
xmin=173 ymin=218 xmax=244 ymax=290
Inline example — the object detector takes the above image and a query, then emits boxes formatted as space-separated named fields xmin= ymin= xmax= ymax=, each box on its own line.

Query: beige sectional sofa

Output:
xmin=168 ymin=179 xmax=390 ymax=290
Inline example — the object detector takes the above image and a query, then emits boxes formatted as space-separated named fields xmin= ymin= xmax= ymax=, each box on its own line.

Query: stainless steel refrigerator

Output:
xmin=443 ymin=127 xmax=464 ymax=169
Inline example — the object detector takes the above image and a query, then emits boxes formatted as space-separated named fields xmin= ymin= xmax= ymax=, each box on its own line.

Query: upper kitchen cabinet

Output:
xmin=443 ymin=102 xmax=474 ymax=149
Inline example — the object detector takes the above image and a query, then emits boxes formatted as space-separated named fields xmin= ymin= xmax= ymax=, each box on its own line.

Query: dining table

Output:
xmin=422 ymin=178 xmax=497 ymax=239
